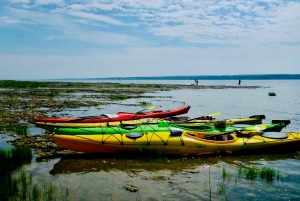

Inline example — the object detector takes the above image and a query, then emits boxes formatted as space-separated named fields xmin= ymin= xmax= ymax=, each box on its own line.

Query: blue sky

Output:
xmin=0 ymin=0 xmax=299 ymax=79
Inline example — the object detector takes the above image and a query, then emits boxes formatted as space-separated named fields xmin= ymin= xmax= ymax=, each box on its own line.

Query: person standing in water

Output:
xmin=194 ymin=79 xmax=198 ymax=85
xmin=238 ymin=79 xmax=241 ymax=85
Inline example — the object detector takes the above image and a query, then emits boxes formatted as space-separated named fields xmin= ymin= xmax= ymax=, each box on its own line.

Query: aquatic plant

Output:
xmin=222 ymin=167 xmax=231 ymax=180
xmin=269 ymin=92 xmax=276 ymax=96
xmin=259 ymin=166 xmax=280 ymax=182
xmin=238 ymin=166 xmax=280 ymax=183
xmin=0 ymin=147 xmax=33 ymax=200
xmin=47 ymin=90 xmax=60 ymax=97
xmin=5 ymin=125 xmax=29 ymax=136
xmin=109 ymin=95 xmax=128 ymax=101
xmin=32 ymin=184 xmax=41 ymax=201
xmin=65 ymin=89 xmax=77 ymax=93
xmin=0 ymin=149 xmax=68 ymax=201
xmin=138 ymin=101 xmax=152 ymax=107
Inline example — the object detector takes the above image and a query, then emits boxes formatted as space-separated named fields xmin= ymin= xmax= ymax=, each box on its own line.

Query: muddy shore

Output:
xmin=0 ymin=80 xmax=262 ymax=159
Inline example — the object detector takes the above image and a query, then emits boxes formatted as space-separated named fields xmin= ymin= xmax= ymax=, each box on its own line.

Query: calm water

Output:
xmin=3 ymin=79 xmax=300 ymax=200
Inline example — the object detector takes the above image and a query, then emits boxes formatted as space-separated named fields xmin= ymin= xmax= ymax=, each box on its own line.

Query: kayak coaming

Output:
xmin=49 ymin=131 xmax=300 ymax=155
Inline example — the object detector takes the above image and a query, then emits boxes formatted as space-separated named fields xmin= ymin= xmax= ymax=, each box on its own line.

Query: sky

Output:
xmin=0 ymin=0 xmax=300 ymax=80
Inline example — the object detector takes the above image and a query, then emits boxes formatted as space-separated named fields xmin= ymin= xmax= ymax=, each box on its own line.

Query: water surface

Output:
xmin=2 ymin=79 xmax=300 ymax=200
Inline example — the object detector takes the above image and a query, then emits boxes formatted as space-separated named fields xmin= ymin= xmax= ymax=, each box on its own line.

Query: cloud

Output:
xmin=34 ymin=0 xmax=65 ymax=6
xmin=10 ymin=0 xmax=30 ymax=4
xmin=1 ymin=0 xmax=300 ymax=79
xmin=1 ymin=44 xmax=299 ymax=79
xmin=67 ymin=11 xmax=124 ymax=25
xmin=0 ymin=16 xmax=22 ymax=24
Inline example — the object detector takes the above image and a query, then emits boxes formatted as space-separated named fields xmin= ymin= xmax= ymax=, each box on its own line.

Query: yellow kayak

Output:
xmin=35 ymin=118 xmax=162 ymax=129
xmin=49 ymin=131 xmax=300 ymax=155
xmin=36 ymin=115 xmax=265 ymax=130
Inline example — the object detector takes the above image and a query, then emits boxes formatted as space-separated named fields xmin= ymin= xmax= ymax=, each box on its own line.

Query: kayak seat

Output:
xmin=120 ymin=124 xmax=138 ymax=130
xmin=261 ymin=132 xmax=288 ymax=139
xmin=126 ymin=132 xmax=143 ymax=139
xmin=170 ymin=130 xmax=183 ymax=136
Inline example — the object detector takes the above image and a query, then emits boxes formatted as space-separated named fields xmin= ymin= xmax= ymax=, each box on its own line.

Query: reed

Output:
xmin=0 ymin=147 xmax=32 ymax=200
xmin=238 ymin=166 xmax=280 ymax=182
xmin=5 ymin=125 xmax=29 ymax=136
xmin=32 ymin=184 xmax=41 ymax=201
xmin=222 ymin=166 xmax=233 ymax=182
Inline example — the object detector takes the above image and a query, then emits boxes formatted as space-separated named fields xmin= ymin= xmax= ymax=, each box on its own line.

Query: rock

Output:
xmin=124 ymin=184 xmax=138 ymax=192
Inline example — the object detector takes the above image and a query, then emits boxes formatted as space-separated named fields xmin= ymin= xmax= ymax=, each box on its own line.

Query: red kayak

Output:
xmin=34 ymin=105 xmax=191 ymax=123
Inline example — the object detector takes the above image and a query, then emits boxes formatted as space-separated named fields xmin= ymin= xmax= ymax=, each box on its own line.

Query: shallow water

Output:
xmin=2 ymin=79 xmax=300 ymax=200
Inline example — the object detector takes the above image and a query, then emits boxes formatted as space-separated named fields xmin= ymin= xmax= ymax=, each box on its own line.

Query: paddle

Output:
xmin=159 ymin=112 xmax=222 ymax=124
xmin=184 ymin=112 xmax=221 ymax=122
xmin=136 ymin=105 xmax=156 ymax=114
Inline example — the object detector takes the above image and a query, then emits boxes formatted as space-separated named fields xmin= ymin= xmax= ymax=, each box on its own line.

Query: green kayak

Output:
xmin=53 ymin=121 xmax=236 ymax=135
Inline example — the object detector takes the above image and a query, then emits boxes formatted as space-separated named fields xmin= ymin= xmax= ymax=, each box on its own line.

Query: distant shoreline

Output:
xmin=57 ymin=74 xmax=300 ymax=81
